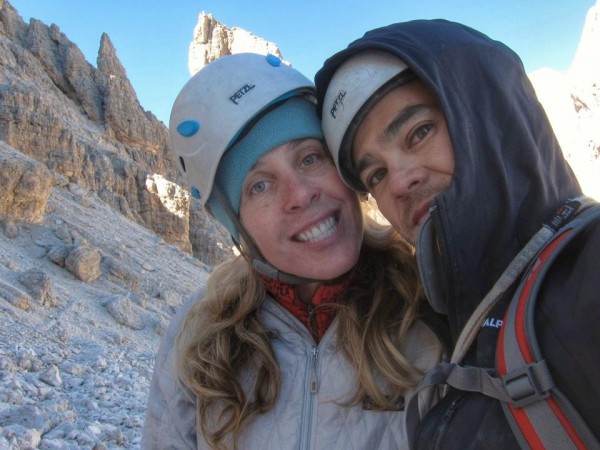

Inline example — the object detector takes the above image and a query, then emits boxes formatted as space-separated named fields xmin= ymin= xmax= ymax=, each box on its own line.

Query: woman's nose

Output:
xmin=281 ymin=174 xmax=319 ymax=212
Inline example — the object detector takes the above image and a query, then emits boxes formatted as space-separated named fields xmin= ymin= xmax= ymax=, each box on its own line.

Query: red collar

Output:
xmin=261 ymin=274 xmax=353 ymax=342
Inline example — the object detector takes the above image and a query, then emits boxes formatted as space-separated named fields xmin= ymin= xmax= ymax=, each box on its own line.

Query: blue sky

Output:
xmin=11 ymin=0 xmax=596 ymax=125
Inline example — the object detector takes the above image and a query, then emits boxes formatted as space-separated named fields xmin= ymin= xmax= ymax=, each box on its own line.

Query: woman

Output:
xmin=141 ymin=53 xmax=447 ymax=450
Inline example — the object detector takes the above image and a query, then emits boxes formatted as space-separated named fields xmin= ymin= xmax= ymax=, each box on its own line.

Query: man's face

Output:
xmin=352 ymin=79 xmax=455 ymax=244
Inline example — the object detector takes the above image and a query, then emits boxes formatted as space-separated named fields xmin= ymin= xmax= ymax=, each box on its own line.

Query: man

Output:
xmin=315 ymin=19 xmax=600 ymax=449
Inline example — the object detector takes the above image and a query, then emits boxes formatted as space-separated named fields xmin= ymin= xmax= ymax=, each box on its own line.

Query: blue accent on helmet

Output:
xmin=176 ymin=120 xmax=200 ymax=137
xmin=266 ymin=54 xmax=282 ymax=67
xmin=191 ymin=186 xmax=201 ymax=199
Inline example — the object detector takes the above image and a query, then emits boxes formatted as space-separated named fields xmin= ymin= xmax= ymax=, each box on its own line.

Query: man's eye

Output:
xmin=410 ymin=123 xmax=433 ymax=145
xmin=366 ymin=168 xmax=387 ymax=188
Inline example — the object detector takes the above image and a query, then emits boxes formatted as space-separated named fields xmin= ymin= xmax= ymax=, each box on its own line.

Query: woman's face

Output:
xmin=240 ymin=138 xmax=363 ymax=281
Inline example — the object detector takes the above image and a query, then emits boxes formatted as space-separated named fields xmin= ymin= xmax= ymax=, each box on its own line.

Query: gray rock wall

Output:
xmin=0 ymin=0 xmax=233 ymax=264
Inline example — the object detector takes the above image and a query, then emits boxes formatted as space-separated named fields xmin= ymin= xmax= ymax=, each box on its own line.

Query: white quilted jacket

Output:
xmin=141 ymin=289 xmax=443 ymax=449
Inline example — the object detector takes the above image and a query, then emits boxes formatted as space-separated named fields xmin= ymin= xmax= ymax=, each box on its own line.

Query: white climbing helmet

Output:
xmin=169 ymin=52 xmax=316 ymax=205
xmin=321 ymin=50 xmax=411 ymax=191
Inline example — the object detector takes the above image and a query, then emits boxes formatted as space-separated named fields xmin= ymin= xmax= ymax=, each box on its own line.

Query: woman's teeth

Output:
xmin=296 ymin=216 xmax=337 ymax=242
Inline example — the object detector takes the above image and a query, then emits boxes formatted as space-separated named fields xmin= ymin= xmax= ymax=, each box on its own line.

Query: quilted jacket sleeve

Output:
xmin=141 ymin=289 xmax=204 ymax=450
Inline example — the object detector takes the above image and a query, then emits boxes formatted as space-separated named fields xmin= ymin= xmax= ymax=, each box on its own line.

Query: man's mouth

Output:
xmin=411 ymin=200 xmax=432 ymax=227
xmin=294 ymin=214 xmax=338 ymax=242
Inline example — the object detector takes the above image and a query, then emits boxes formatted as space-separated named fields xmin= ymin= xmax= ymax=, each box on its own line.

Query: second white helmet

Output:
xmin=321 ymin=50 xmax=411 ymax=191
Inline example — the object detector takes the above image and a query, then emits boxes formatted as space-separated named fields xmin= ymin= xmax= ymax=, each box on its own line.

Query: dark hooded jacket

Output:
xmin=316 ymin=19 xmax=600 ymax=449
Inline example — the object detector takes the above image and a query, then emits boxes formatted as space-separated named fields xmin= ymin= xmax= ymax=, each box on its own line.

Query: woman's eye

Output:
xmin=250 ymin=180 xmax=268 ymax=194
xmin=301 ymin=153 xmax=318 ymax=166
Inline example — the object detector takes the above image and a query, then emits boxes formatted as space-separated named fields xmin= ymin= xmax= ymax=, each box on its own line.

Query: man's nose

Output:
xmin=387 ymin=160 xmax=423 ymax=198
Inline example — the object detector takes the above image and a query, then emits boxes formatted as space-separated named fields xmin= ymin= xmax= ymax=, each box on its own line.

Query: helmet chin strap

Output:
xmin=211 ymin=186 xmax=317 ymax=285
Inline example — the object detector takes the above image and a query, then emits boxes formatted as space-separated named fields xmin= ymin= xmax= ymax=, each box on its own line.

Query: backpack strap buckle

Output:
xmin=501 ymin=360 xmax=554 ymax=408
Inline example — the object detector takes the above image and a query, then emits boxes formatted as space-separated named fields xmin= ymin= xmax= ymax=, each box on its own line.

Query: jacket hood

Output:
xmin=315 ymin=19 xmax=582 ymax=338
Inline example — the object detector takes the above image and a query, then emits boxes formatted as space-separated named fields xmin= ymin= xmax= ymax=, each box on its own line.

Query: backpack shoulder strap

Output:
xmin=405 ymin=199 xmax=600 ymax=449
xmin=496 ymin=203 xmax=600 ymax=449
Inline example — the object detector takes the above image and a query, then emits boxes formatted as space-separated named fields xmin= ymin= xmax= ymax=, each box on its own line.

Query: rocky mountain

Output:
xmin=0 ymin=155 xmax=209 ymax=448
xmin=529 ymin=0 xmax=600 ymax=199
xmin=188 ymin=12 xmax=286 ymax=76
xmin=0 ymin=0 xmax=239 ymax=448
xmin=0 ymin=0 xmax=233 ymax=264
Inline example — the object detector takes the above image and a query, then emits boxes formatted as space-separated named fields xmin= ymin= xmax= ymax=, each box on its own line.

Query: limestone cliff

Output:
xmin=0 ymin=3 xmax=223 ymax=447
xmin=529 ymin=0 xmax=600 ymax=199
xmin=0 ymin=0 xmax=232 ymax=265
xmin=188 ymin=12 xmax=286 ymax=75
